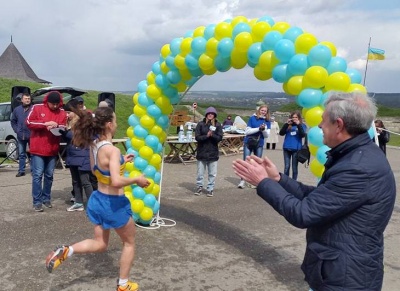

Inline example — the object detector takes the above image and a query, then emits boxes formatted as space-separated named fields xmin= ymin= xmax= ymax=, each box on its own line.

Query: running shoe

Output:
xmin=116 ymin=280 xmax=139 ymax=291
xmin=45 ymin=245 xmax=70 ymax=273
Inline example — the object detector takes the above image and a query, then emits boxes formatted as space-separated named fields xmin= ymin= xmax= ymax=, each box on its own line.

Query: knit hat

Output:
xmin=47 ymin=91 xmax=61 ymax=104
xmin=205 ymin=107 xmax=217 ymax=117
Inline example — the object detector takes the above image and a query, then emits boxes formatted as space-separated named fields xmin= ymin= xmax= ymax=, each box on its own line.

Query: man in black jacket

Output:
xmin=11 ymin=93 xmax=32 ymax=177
xmin=233 ymin=92 xmax=396 ymax=290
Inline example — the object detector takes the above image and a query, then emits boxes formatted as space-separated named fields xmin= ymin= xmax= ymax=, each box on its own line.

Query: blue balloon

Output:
xmin=132 ymin=212 xmax=140 ymax=222
xmin=326 ymin=56 xmax=347 ymax=74
xmin=165 ymin=56 xmax=177 ymax=70
xmin=247 ymin=42 xmax=263 ymax=64
xmin=163 ymin=86 xmax=178 ymax=99
xmin=147 ymin=104 xmax=162 ymax=119
xmin=297 ymin=89 xmax=323 ymax=109
xmin=185 ymin=54 xmax=199 ymax=70
xmin=143 ymin=165 xmax=157 ymax=179
xmin=287 ymin=53 xmax=309 ymax=76
xmin=214 ymin=55 xmax=231 ymax=72
xmin=184 ymin=30 xmax=193 ymax=38
xmin=232 ymin=22 xmax=251 ymax=38
xmin=128 ymin=114 xmax=140 ymax=127
xmin=217 ymin=38 xmax=234 ymax=58
xmin=189 ymin=67 xmax=204 ymax=77
xmin=319 ymin=92 xmax=330 ymax=108
xmin=152 ymin=201 xmax=160 ymax=214
xmin=125 ymin=139 xmax=132 ymax=150
xmin=155 ymin=74 xmax=170 ymax=89
xmin=170 ymin=38 xmax=183 ymax=56
xmin=308 ymin=45 xmax=332 ymax=68
xmin=134 ymin=125 xmax=148 ymax=139
xmin=262 ymin=31 xmax=283 ymax=51
xmin=368 ymin=126 xmax=375 ymax=139
xmin=157 ymin=114 xmax=170 ymax=129
xmin=274 ymin=39 xmax=295 ymax=63
xmin=283 ymin=27 xmax=304 ymax=42
xmin=185 ymin=76 xmax=200 ymax=86
xmin=257 ymin=16 xmax=275 ymax=26
xmin=145 ymin=135 xmax=160 ymax=151
xmin=272 ymin=64 xmax=288 ymax=83
xmin=156 ymin=143 xmax=163 ymax=153
xmin=137 ymin=80 xmax=148 ymax=93
xmin=143 ymin=194 xmax=157 ymax=208
xmin=127 ymin=148 xmax=138 ymax=158
xmin=166 ymin=70 xmax=181 ymax=84
xmin=203 ymin=24 xmax=216 ymax=40
xmin=308 ymin=126 xmax=324 ymax=147
xmin=316 ymin=145 xmax=330 ymax=165
xmin=191 ymin=37 xmax=207 ymax=56
xmin=151 ymin=61 xmax=161 ymax=75
xmin=138 ymin=93 xmax=154 ymax=107
xmin=345 ymin=68 xmax=362 ymax=84
xmin=169 ymin=94 xmax=180 ymax=105
xmin=154 ymin=172 xmax=161 ymax=184
xmin=134 ymin=157 xmax=148 ymax=171
xmin=133 ymin=186 xmax=146 ymax=199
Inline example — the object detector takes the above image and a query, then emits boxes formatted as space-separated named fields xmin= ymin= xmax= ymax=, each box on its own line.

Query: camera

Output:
xmin=209 ymin=125 xmax=216 ymax=131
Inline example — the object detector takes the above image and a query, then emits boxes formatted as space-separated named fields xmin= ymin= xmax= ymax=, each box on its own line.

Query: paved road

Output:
xmin=0 ymin=145 xmax=399 ymax=291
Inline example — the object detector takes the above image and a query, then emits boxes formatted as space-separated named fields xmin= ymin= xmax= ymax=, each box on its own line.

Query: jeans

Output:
xmin=31 ymin=155 xmax=57 ymax=206
xmin=17 ymin=139 xmax=29 ymax=174
xmin=243 ymin=144 xmax=264 ymax=160
xmin=283 ymin=149 xmax=299 ymax=180
xmin=196 ymin=160 xmax=218 ymax=191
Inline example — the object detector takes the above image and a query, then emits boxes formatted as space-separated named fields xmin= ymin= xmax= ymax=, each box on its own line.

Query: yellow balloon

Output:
xmin=124 ymin=186 xmax=132 ymax=195
xmin=132 ymin=199 xmax=145 ymax=213
xmin=203 ymin=66 xmax=217 ymax=75
xmin=151 ymin=184 xmax=160 ymax=197
xmin=172 ymin=82 xmax=188 ymax=93
xmin=295 ymin=33 xmax=318 ymax=54
xmin=133 ymin=105 xmax=147 ymax=117
xmin=129 ymin=170 xmax=142 ymax=178
xmin=158 ymin=131 xmax=167 ymax=144
xmin=144 ymin=178 xmax=155 ymax=194
xmin=303 ymin=66 xmax=328 ymax=89
xmin=179 ymin=68 xmax=192 ymax=81
xmin=308 ymin=143 xmax=318 ymax=157
xmin=305 ymin=106 xmax=324 ymax=128
xmin=302 ymin=107 xmax=309 ymax=118
xmin=150 ymin=125 xmax=163 ymax=137
xmin=310 ymin=159 xmax=325 ymax=178
xmin=180 ymin=37 xmax=192 ymax=56
xmin=272 ymin=21 xmax=291 ymax=34
xmin=198 ymin=54 xmax=214 ymax=71
xmin=160 ymin=61 xmax=169 ymax=74
xmin=248 ymin=18 xmax=257 ymax=27
xmin=254 ymin=65 xmax=272 ymax=81
xmin=251 ymin=21 xmax=271 ymax=42
xmin=125 ymin=161 xmax=134 ymax=173
xmin=234 ymin=32 xmax=253 ymax=52
xmin=214 ymin=22 xmax=232 ymax=40
xmin=139 ymin=207 xmax=154 ymax=221
xmin=258 ymin=51 xmax=279 ymax=72
xmin=132 ymin=92 xmax=140 ymax=105
xmin=125 ymin=191 xmax=134 ymax=204
xmin=320 ymin=41 xmax=337 ymax=57
xmin=160 ymin=44 xmax=171 ymax=58
xmin=193 ymin=26 xmax=205 ymax=37
xmin=131 ymin=137 xmax=145 ymax=150
xmin=174 ymin=54 xmax=187 ymax=70
xmin=126 ymin=126 xmax=134 ymax=138
xmin=146 ymin=71 xmax=156 ymax=84
xmin=286 ymin=76 xmax=304 ymax=95
xmin=140 ymin=115 xmax=155 ymax=129
xmin=231 ymin=16 xmax=248 ymax=27
xmin=149 ymin=154 xmax=162 ymax=168
xmin=155 ymin=96 xmax=172 ymax=112
xmin=205 ymin=37 xmax=219 ymax=57
xmin=347 ymin=83 xmax=367 ymax=93
xmin=231 ymin=48 xmax=248 ymax=69
xmin=325 ymin=72 xmax=351 ymax=92
xmin=146 ymin=84 xmax=161 ymax=100
xmin=139 ymin=146 xmax=154 ymax=160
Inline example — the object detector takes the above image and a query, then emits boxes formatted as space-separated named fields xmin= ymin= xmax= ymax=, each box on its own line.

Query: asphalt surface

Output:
xmin=0 ymin=144 xmax=399 ymax=291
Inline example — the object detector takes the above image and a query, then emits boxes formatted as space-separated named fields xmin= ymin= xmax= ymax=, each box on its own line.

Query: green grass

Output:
xmin=1 ymin=78 xmax=399 ymax=147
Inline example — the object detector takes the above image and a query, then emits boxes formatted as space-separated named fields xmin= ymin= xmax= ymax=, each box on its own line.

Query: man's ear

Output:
xmin=336 ymin=118 xmax=345 ymax=132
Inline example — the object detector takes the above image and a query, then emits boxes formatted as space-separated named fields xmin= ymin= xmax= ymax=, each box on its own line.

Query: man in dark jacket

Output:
xmin=233 ymin=92 xmax=396 ymax=290
xmin=194 ymin=107 xmax=223 ymax=197
xmin=11 ymin=93 xmax=32 ymax=177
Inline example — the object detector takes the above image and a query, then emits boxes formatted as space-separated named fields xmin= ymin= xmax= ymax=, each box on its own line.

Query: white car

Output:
xmin=0 ymin=102 xmax=18 ymax=161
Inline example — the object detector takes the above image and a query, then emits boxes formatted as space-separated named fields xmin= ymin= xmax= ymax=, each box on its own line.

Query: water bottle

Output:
xmin=178 ymin=125 xmax=185 ymax=142
xmin=186 ymin=125 xmax=193 ymax=142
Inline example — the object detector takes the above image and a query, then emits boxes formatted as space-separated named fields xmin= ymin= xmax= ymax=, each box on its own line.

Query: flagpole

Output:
xmin=363 ymin=36 xmax=372 ymax=86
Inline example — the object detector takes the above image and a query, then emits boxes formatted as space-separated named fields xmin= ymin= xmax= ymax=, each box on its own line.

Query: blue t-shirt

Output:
xmin=282 ymin=123 xmax=307 ymax=150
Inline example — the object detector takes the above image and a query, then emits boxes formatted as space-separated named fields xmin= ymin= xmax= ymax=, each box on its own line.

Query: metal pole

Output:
xmin=363 ymin=36 xmax=372 ymax=87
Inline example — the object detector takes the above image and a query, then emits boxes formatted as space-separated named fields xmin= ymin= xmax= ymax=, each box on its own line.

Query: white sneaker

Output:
xmin=67 ymin=203 xmax=84 ymax=212
xmin=238 ymin=181 xmax=246 ymax=189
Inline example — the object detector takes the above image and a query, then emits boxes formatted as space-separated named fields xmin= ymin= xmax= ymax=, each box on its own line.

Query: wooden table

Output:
xmin=219 ymin=134 xmax=245 ymax=156
xmin=164 ymin=139 xmax=197 ymax=165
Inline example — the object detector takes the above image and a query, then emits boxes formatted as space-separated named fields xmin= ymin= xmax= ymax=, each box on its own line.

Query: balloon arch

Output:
xmin=123 ymin=15 xmax=368 ymax=225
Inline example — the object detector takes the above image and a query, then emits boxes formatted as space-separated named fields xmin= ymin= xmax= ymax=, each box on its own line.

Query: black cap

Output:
xmin=47 ymin=91 xmax=61 ymax=104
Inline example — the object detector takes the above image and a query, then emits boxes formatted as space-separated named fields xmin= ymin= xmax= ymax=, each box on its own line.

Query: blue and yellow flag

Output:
xmin=368 ymin=47 xmax=385 ymax=60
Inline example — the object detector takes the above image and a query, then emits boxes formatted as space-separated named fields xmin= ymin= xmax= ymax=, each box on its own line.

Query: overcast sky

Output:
xmin=1 ymin=0 xmax=399 ymax=93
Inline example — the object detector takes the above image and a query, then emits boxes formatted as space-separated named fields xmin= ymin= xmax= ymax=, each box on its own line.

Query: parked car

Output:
xmin=0 ymin=102 xmax=18 ymax=161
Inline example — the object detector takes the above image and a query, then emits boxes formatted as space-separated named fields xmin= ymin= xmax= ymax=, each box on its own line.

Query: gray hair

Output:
xmin=325 ymin=91 xmax=377 ymax=135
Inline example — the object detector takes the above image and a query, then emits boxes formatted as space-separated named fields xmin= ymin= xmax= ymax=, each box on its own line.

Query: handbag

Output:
xmin=297 ymin=135 xmax=310 ymax=166
xmin=246 ymin=135 xmax=260 ymax=150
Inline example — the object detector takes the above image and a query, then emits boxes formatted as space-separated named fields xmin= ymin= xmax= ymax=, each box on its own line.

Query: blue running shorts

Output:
xmin=86 ymin=190 xmax=133 ymax=229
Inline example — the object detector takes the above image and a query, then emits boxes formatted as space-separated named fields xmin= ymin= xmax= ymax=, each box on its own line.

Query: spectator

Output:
xmin=279 ymin=111 xmax=306 ymax=181
xmin=233 ymin=92 xmax=396 ymax=291
xmin=11 ymin=93 xmax=32 ymax=177
xmin=265 ymin=115 xmax=279 ymax=150
xmin=194 ymin=107 xmax=223 ymax=197
xmin=373 ymin=119 xmax=390 ymax=155
xmin=222 ymin=115 xmax=234 ymax=127
xmin=26 ymin=91 xmax=67 ymax=212
xmin=45 ymin=106 xmax=150 ymax=291
xmin=238 ymin=105 xmax=270 ymax=189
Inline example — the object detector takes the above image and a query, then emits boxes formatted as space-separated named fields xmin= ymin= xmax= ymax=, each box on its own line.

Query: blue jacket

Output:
xmin=63 ymin=130 xmax=91 ymax=171
xmin=10 ymin=105 xmax=32 ymax=141
xmin=257 ymin=133 xmax=396 ymax=290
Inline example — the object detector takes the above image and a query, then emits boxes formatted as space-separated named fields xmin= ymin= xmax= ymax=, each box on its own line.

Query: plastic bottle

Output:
xmin=186 ymin=125 xmax=193 ymax=142
xmin=178 ymin=125 xmax=185 ymax=142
